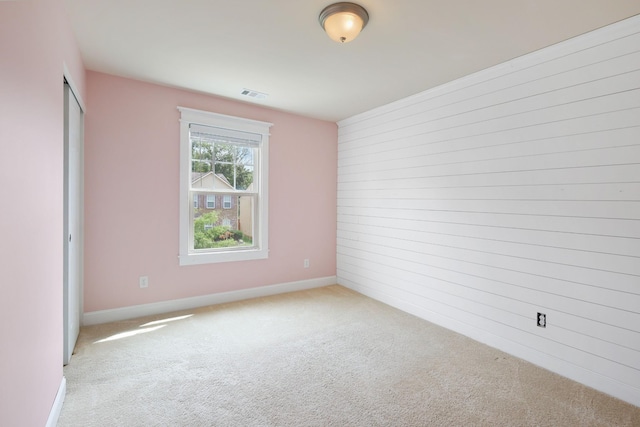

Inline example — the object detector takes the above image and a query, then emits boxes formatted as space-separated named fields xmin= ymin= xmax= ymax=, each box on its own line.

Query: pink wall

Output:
xmin=84 ymin=71 xmax=337 ymax=312
xmin=0 ymin=0 xmax=85 ymax=426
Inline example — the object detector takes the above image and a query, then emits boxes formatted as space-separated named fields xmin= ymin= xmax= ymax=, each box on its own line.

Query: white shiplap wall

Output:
xmin=337 ymin=15 xmax=640 ymax=407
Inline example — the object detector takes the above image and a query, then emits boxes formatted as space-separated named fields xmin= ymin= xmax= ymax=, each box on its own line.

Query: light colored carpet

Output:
xmin=58 ymin=285 xmax=639 ymax=426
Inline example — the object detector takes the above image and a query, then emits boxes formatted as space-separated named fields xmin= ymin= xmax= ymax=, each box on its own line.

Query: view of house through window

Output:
xmin=190 ymin=132 xmax=256 ymax=250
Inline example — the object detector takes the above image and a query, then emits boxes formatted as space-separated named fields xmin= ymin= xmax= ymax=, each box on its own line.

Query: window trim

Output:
xmin=178 ymin=106 xmax=272 ymax=265
xmin=223 ymin=195 xmax=232 ymax=209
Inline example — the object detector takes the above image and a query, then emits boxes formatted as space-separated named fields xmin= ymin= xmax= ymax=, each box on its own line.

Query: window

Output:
xmin=178 ymin=106 xmax=272 ymax=265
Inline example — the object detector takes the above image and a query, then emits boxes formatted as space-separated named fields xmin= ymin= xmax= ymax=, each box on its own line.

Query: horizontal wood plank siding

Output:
xmin=336 ymin=16 xmax=640 ymax=407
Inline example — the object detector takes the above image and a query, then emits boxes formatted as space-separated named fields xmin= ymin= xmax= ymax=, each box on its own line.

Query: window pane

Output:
xmin=213 ymin=143 xmax=234 ymax=189
xmin=192 ymin=194 xmax=254 ymax=251
xmin=191 ymin=138 xmax=213 ymax=174
xmin=235 ymin=146 xmax=255 ymax=191
xmin=235 ymin=164 xmax=254 ymax=190
xmin=214 ymin=162 xmax=233 ymax=189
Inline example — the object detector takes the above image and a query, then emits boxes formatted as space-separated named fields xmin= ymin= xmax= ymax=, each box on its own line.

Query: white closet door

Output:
xmin=63 ymin=82 xmax=82 ymax=365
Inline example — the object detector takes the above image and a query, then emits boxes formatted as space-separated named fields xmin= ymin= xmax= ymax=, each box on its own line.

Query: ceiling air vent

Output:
xmin=240 ymin=88 xmax=268 ymax=100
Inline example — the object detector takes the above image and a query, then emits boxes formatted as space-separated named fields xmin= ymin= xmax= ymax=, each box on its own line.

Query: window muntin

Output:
xmin=178 ymin=107 xmax=271 ymax=265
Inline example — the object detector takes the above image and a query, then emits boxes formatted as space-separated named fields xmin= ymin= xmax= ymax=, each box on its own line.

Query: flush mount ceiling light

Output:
xmin=319 ymin=2 xmax=369 ymax=43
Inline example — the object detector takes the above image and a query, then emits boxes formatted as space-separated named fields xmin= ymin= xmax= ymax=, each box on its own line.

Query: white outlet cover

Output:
xmin=139 ymin=276 xmax=149 ymax=288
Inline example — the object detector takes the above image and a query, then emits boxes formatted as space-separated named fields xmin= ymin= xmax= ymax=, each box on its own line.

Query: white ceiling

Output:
xmin=63 ymin=0 xmax=640 ymax=122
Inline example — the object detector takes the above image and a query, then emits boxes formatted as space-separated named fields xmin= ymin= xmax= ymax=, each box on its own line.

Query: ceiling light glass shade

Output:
xmin=319 ymin=2 xmax=369 ymax=43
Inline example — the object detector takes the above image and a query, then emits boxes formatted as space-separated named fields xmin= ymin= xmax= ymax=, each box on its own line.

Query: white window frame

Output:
xmin=223 ymin=195 xmax=232 ymax=209
xmin=206 ymin=194 xmax=215 ymax=209
xmin=178 ymin=106 xmax=272 ymax=265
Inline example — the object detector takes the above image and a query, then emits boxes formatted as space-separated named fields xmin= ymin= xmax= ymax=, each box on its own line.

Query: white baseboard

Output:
xmin=83 ymin=276 xmax=337 ymax=325
xmin=46 ymin=377 xmax=66 ymax=427
xmin=341 ymin=280 xmax=640 ymax=409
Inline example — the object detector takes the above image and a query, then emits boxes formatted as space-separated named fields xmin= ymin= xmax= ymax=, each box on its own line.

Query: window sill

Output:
xmin=179 ymin=247 xmax=268 ymax=266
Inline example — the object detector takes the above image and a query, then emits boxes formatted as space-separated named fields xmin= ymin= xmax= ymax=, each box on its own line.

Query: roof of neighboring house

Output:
xmin=215 ymin=173 xmax=232 ymax=187
xmin=191 ymin=172 xmax=235 ymax=191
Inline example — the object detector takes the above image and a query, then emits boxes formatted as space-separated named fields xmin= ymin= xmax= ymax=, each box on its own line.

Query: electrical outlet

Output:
xmin=537 ymin=312 xmax=546 ymax=328
xmin=303 ymin=259 xmax=310 ymax=268
xmin=139 ymin=276 xmax=149 ymax=289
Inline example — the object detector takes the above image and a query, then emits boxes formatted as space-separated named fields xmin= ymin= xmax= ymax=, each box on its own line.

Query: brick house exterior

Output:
xmin=192 ymin=172 xmax=238 ymax=230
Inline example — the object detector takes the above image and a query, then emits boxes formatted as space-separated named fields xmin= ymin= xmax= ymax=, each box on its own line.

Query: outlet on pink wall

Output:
xmin=84 ymin=71 xmax=338 ymax=312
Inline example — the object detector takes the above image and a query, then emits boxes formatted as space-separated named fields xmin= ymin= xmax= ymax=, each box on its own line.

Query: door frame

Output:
xmin=63 ymin=65 xmax=85 ymax=365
